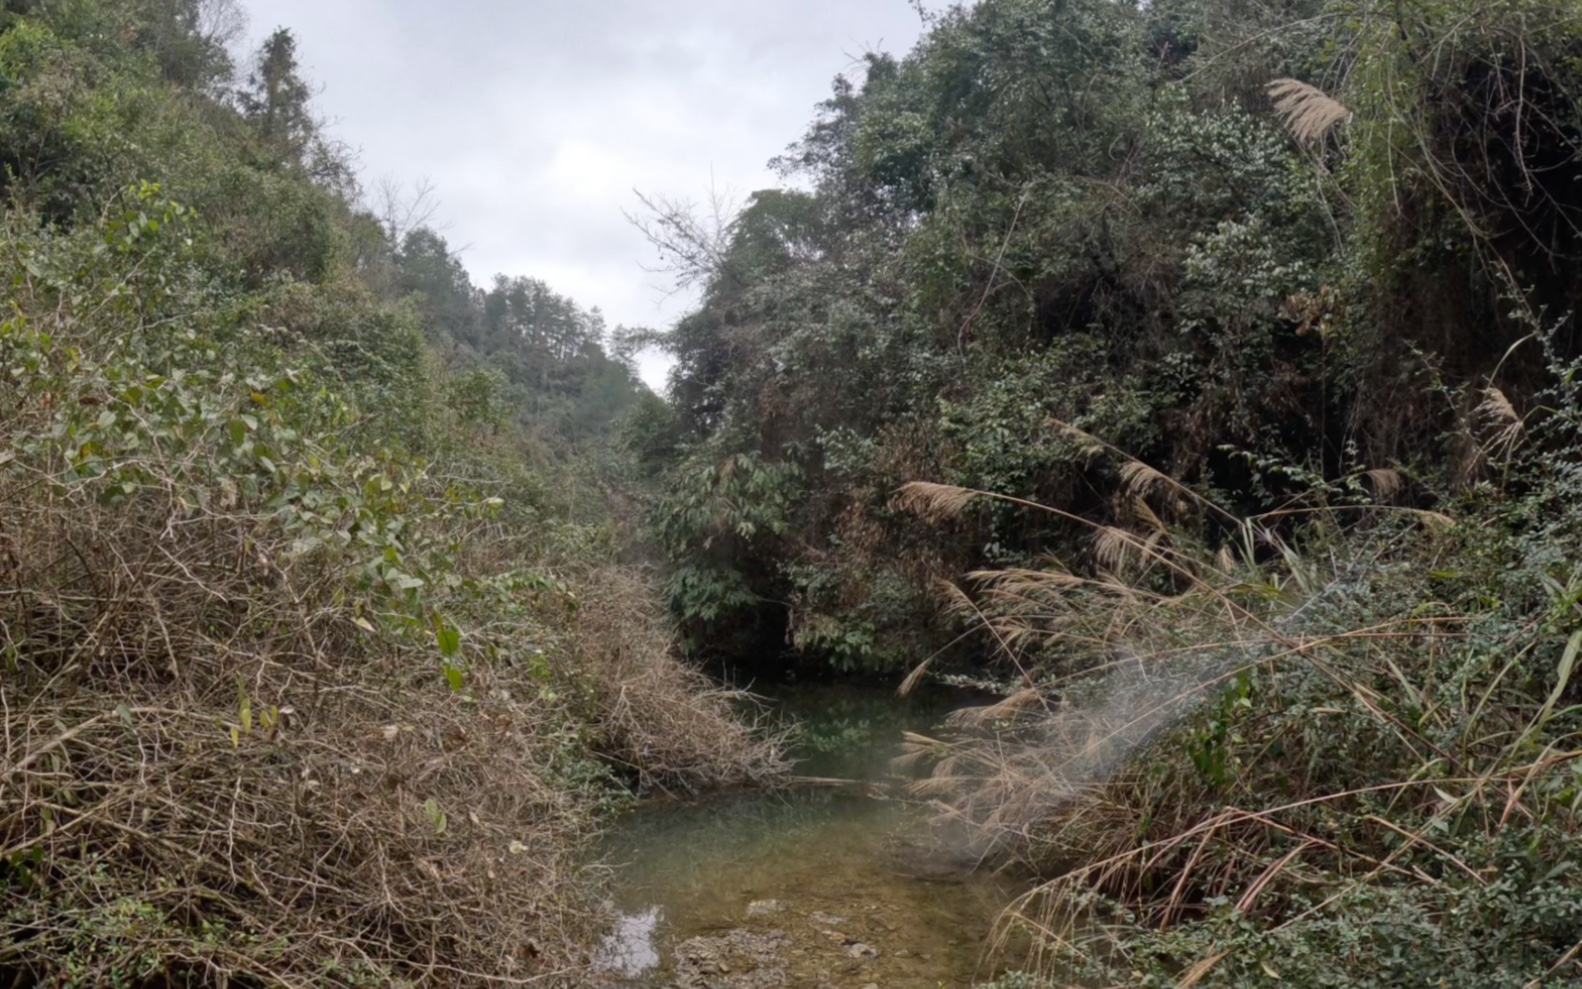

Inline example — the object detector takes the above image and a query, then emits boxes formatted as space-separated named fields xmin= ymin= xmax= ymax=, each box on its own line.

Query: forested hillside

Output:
xmin=631 ymin=0 xmax=1582 ymax=984
xmin=0 ymin=2 xmax=780 ymax=985
xmin=635 ymin=0 xmax=1582 ymax=672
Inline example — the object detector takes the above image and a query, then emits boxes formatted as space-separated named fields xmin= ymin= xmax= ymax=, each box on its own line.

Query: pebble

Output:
xmin=746 ymin=899 xmax=786 ymax=917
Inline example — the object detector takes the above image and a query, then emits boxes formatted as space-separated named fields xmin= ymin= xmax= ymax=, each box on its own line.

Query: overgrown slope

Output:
xmin=631 ymin=0 xmax=1582 ymax=984
xmin=634 ymin=0 xmax=1582 ymax=674
xmin=0 ymin=2 xmax=782 ymax=985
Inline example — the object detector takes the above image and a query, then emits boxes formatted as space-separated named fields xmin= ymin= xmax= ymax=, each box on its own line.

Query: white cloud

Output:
xmin=241 ymin=1 xmax=936 ymax=391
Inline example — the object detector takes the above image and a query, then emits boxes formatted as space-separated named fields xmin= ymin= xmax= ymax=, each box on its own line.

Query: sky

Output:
xmin=240 ymin=1 xmax=937 ymax=390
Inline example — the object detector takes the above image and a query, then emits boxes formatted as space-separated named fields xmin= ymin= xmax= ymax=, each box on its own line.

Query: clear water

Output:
xmin=595 ymin=682 xmax=1024 ymax=988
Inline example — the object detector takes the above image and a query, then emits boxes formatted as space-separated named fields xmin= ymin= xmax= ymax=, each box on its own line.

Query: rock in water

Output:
xmin=672 ymin=929 xmax=791 ymax=988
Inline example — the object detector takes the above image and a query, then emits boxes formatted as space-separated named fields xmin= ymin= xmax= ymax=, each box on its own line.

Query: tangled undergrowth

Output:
xmin=0 ymin=138 xmax=783 ymax=989
xmin=901 ymin=410 xmax=1582 ymax=988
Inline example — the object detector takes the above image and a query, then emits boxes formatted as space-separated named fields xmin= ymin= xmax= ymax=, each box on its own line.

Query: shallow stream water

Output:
xmin=595 ymin=682 xmax=1025 ymax=989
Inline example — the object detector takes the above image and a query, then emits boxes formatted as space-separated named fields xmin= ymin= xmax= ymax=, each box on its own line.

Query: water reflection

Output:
xmin=596 ymin=906 xmax=662 ymax=978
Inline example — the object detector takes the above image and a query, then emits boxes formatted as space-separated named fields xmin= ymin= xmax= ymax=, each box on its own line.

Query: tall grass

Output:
xmin=899 ymin=422 xmax=1582 ymax=987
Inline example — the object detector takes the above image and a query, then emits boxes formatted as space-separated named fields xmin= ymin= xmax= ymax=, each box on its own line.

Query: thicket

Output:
xmin=0 ymin=2 xmax=781 ymax=986
xmin=630 ymin=0 xmax=1582 ymax=983
xmin=632 ymin=0 xmax=1582 ymax=673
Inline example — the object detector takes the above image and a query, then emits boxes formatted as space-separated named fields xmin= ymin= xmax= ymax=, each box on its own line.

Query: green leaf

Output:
xmin=444 ymin=665 xmax=465 ymax=692
xmin=1538 ymin=630 xmax=1582 ymax=729
xmin=437 ymin=622 xmax=461 ymax=658
xmin=423 ymin=797 xmax=448 ymax=835
xmin=237 ymin=676 xmax=252 ymax=733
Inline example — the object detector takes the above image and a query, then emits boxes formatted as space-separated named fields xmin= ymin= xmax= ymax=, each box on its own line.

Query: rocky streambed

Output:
xmin=665 ymin=898 xmax=984 ymax=989
xmin=594 ymin=683 xmax=1026 ymax=989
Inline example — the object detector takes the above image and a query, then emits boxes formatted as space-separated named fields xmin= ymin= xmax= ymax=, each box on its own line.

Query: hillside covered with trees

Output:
xmin=629 ymin=0 xmax=1582 ymax=984
xmin=0 ymin=1 xmax=781 ymax=985
xmin=638 ymin=0 xmax=1582 ymax=672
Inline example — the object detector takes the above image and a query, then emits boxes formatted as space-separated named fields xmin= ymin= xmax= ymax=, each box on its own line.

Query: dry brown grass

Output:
xmin=891 ymin=433 xmax=1582 ymax=982
xmin=0 ymin=436 xmax=784 ymax=987
xmin=564 ymin=565 xmax=790 ymax=795
xmin=913 ymin=537 xmax=1582 ymax=980
xmin=0 ymin=471 xmax=602 ymax=985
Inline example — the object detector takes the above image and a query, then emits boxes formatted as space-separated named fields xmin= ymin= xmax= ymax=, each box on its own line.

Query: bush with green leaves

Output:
xmin=0 ymin=4 xmax=781 ymax=986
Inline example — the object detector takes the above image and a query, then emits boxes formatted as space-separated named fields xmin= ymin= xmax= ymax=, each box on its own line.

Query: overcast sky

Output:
xmin=240 ymin=1 xmax=935 ymax=389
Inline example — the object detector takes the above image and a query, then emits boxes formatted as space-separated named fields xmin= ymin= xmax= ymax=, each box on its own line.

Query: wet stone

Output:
xmin=672 ymin=929 xmax=791 ymax=989
xmin=745 ymin=899 xmax=786 ymax=918
xmin=596 ymin=684 xmax=1027 ymax=988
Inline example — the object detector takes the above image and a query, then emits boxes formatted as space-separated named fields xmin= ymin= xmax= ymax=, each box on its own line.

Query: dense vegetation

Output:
xmin=0 ymin=2 xmax=781 ymax=986
xmin=9 ymin=0 xmax=1582 ymax=984
xmin=629 ymin=0 xmax=1582 ymax=984
xmin=634 ymin=0 xmax=1582 ymax=673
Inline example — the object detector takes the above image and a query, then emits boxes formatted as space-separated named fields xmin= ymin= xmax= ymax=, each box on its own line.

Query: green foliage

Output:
xmin=0 ymin=3 xmax=777 ymax=985
xmin=654 ymin=452 xmax=800 ymax=650
xmin=635 ymin=0 xmax=1582 ymax=679
xmin=636 ymin=0 xmax=1347 ymax=669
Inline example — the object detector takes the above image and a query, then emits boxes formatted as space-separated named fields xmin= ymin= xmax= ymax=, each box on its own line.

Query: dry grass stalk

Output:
xmin=1132 ymin=496 xmax=1169 ymax=535
xmin=1268 ymin=78 xmax=1353 ymax=145
xmin=0 ymin=486 xmax=604 ymax=985
xmin=566 ymin=565 xmax=790 ymax=793
xmin=948 ymin=688 xmax=1050 ymax=728
xmin=893 ymin=480 xmax=982 ymax=521
xmin=1120 ymin=460 xmax=1169 ymax=499
xmin=1364 ymin=467 xmax=1404 ymax=501
xmin=1477 ymin=386 xmax=1525 ymax=459
xmin=893 ymin=434 xmax=1579 ymax=982
xmin=1177 ymin=949 xmax=1234 ymax=988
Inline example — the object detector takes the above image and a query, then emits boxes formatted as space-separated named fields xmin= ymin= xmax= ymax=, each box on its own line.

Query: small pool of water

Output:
xmin=595 ymin=682 xmax=1024 ymax=988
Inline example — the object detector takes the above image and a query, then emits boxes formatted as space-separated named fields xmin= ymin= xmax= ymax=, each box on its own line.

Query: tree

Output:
xmin=396 ymin=227 xmax=480 ymax=346
xmin=238 ymin=28 xmax=354 ymax=194
xmin=133 ymin=0 xmax=247 ymax=90
xmin=240 ymin=29 xmax=313 ymax=157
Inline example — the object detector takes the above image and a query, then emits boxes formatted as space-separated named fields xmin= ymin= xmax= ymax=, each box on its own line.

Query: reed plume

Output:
xmin=1268 ymin=78 xmax=1352 ymax=145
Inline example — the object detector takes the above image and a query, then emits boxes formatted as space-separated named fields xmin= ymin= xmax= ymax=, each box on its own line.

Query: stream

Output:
xmin=594 ymin=682 xmax=1026 ymax=989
